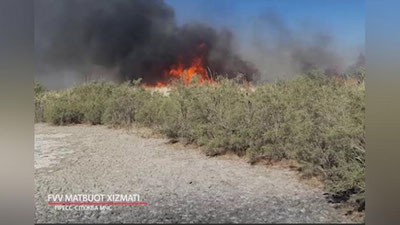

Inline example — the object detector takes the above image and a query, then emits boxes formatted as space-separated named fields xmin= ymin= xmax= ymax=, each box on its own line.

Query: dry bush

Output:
xmin=102 ymin=81 xmax=151 ymax=127
xmin=71 ymin=82 xmax=116 ymax=124
xmin=39 ymin=81 xmax=116 ymax=125
xmin=34 ymin=81 xmax=47 ymax=123
xmin=35 ymin=72 xmax=365 ymax=210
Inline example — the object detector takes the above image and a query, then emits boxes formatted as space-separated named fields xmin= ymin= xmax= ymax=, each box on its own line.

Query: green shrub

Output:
xmin=39 ymin=75 xmax=365 ymax=210
xmin=71 ymin=81 xmax=116 ymax=124
xmin=102 ymin=81 xmax=151 ymax=127
xmin=135 ymin=92 xmax=167 ymax=127
xmin=43 ymin=90 xmax=84 ymax=125
xmin=34 ymin=81 xmax=47 ymax=96
xmin=34 ymin=82 xmax=48 ymax=123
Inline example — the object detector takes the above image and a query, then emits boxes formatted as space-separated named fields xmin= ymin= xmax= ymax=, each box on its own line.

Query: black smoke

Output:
xmin=35 ymin=0 xmax=259 ymax=88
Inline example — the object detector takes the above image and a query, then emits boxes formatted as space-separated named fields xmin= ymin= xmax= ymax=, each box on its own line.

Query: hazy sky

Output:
xmin=165 ymin=0 xmax=365 ymax=52
xmin=35 ymin=0 xmax=365 ymax=88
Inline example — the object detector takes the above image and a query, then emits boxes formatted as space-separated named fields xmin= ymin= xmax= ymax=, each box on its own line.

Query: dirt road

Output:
xmin=34 ymin=124 xmax=350 ymax=223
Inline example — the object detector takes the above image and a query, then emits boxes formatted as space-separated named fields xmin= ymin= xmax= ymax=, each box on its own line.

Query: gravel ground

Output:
xmin=34 ymin=123 xmax=351 ymax=223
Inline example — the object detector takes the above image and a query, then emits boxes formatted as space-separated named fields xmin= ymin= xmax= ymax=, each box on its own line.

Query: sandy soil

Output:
xmin=34 ymin=123 xmax=352 ymax=223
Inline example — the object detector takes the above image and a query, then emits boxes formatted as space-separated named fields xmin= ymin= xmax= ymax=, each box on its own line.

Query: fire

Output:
xmin=145 ymin=43 xmax=212 ymax=87
xmin=165 ymin=56 xmax=210 ymax=85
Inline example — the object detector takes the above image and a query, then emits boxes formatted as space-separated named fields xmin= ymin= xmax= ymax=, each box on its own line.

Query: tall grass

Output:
xmin=34 ymin=81 xmax=48 ymax=123
xmin=35 ymin=72 xmax=365 ymax=210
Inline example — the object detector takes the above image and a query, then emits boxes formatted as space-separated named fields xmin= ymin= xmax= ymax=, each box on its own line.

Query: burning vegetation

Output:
xmin=146 ymin=42 xmax=213 ymax=87
xmin=34 ymin=0 xmax=365 ymax=214
xmin=35 ymin=0 xmax=260 ymax=88
xmin=35 ymin=0 xmax=365 ymax=89
xmin=165 ymin=57 xmax=210 ymax=85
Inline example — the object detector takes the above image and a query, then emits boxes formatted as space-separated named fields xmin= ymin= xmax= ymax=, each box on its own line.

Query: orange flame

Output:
xmin=165 ymin=56 xmax=210 ymax=85
xmin=145 ymin=43 xmax=212 ymax=87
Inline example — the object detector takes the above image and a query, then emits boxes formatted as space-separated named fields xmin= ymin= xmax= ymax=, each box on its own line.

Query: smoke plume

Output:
xmin=35 ymin=1 xmax=363 ymax=88
xmin=35 ymin=0 xmax=259 ymax=88
xmin=238 ymin=11 xmax=351 ymax=81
